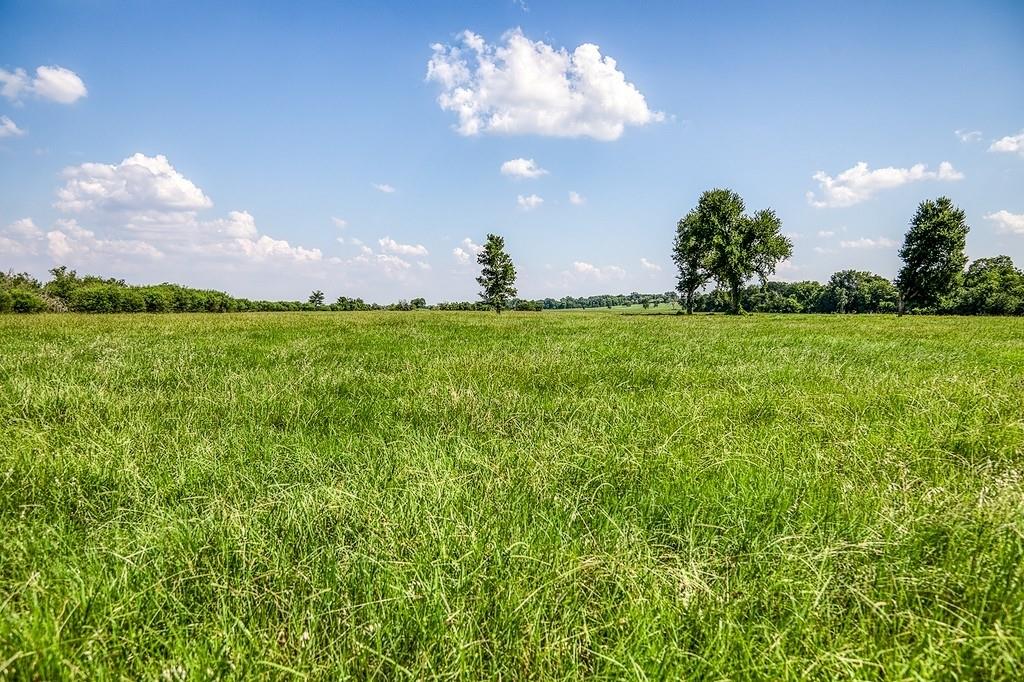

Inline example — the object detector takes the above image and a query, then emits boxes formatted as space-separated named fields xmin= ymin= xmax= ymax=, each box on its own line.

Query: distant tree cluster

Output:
xmin=672 ymin=191 xmax=1023 ymax=316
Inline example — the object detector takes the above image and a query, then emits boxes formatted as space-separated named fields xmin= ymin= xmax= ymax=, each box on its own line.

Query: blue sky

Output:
xmin=1 ymin=0 xmax=1022 ymax=302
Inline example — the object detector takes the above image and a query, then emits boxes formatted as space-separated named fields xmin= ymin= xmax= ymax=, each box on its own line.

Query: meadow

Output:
xmin=1 ymin=311 xmax=1023 ymax=680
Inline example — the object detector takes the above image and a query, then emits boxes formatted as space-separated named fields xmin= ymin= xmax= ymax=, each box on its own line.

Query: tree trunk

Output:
xmin=897 ymin=292 xmax=904 ymax=317
xmin=686 ymin=290 xmax=694 ymax=315
xmin=729 ymin=282 xmax=741 ymax=315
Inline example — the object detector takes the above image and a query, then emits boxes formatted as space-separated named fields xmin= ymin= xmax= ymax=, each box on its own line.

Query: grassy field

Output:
xmin=1 ymin=312 xmax=1023 ymax=680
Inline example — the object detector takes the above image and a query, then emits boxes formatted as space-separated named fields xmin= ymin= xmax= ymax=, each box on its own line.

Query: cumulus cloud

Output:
xmin=806 ymin=161 xmax=963 ymax=208
xmin=379 ymin=236 xmax=429 ymax=256
xmin=839 ymin=236 xmax=898 ymax=249
xmin=452 ymin=237 xmax=482 ymax=264
xmin=55 ymin=153 xmax=212 ymax=219
xmin=500 ymin=157 xmax=548 ymax=178
xmin=373 ymin=183 xmax=396 ymax=193
xmin=349 ymin=248 xmax=413 ymax=276
xmin=572 ymin=261 xmax=626 ymax=279
xmin=426 ymin=28 xmax=663 ymax=140
xmin=0 ymin=115 xmax=25 ymax=138
xmin=6 ymin=218 xmax=41 ymax=239
xmin=639 ymin=257 xmax=661 ymax=272
xmin=955 ymin=129 xmax=982 ymax=143
xmin=568 ymin=191 xmax=585 ymax=205
xmin=517 ymin=193 xmax=543 ymax=210
xmin=1 ymin=218 xmax=44 ymax=255
xmin=25 ymin=153 xmax=321 ymax=266
xmin=44 ymin=218 xmax=163 ymax=261
xmin=989 ymin=131 xmax=1024 ymax=157
xmin=985 ymin=210 xmax=1024 ymax=235
xmin=332 ymin=217 xmax=348 ymax=228
xmin=816 ymin=230 xmax=835 ymax=237
xmin=0 ymin=65 xmax=87 ymax=104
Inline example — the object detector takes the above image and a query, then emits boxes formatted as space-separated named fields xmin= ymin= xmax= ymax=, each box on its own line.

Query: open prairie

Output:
xmin=2 ymin=312 xmax=1023 ymax=679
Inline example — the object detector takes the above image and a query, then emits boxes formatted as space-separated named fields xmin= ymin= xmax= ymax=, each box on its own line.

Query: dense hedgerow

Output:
xmin=3 ymin=258 xmax=1023 ymax=314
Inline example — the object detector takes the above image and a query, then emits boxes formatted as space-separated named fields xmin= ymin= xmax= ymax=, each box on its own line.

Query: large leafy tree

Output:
xmin=308 ymin=290 xmax=325 ymax=307
xmin=476 ymin=233 xmax=518 ymax=314
xmin=686 ymin=189 xmax=793 ymax=314
xmin=896 ymin=197 xmax=969 ymax=314
xmin=957 ymin=256 xmax=1024 ymax=315
xmin=672 ymin=211 xmax=709 ymax=314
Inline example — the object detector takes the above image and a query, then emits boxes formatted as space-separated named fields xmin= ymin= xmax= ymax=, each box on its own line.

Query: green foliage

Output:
xmin=476 ymin=233 xmax=518 ymax=313
xmin=956 ymin=255 xmax=1024 ymax=315
xmin=2 ymin=313 xmax=1023 ymax=678
xmin=684 ymin=189 xmax=793 ymax=314
xmin=308 ymin=290 xmax=325 ymax=307
xmin=817 ymin=270 xmax=899 ymax=314
xmin=672 ymin=211 xmax=709 ymax=314
xmin=334 ymin=295 xmax=372 ymax=311
xmin=896 ymin=197 xmax=970 ymax=312
xmin=9 ymin=288 xmax=47 ymax=313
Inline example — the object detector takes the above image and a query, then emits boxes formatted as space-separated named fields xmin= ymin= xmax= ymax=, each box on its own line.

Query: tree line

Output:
xmin=3 ymin=193 xmax=1022 ymax=315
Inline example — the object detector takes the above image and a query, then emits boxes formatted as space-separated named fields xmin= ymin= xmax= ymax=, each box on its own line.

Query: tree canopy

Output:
xmin=677 ymin=189 xmax=793 ymax=314
xmin=476 ymin=233 xmax=518 ymax=314
xmin=896 ymin=197 xmax=969 ymax=313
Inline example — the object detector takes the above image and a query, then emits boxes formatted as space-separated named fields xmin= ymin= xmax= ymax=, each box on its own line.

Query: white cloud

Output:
xmin=379 ymin=236 xmax=429 ymax=256
xmin=373 ymin=183 xmax=396 ymax=193
xmin=813 ymin=246 xmax=837 ymax=254
xmin=517 ymin=193 xmax=543 ymax=210
xmin=55 ymin=153 xmax=212 ymax=218
xmin=985 ymin=210 xmax=1024 ymax=235
xmin=816 ymin=230 xmax=835 ymax=237
xmin=426 ymin=28 xmax=663 ymax=140
xmin=639 ymin=257 xmax=661 ymax=272
xmin=351 ymin=249 xmax=412 ymax=276
xmin=806 ymin=161 xmax=963 ymax=208
xmin=27 ymin=153 xmax=322 ymax=266
xmin=453 ymin=237 xmax=482 ymax=263
xmin=0 ymin=65 xmax=87 ymax=104
xmin=839 ymin=236 xmax=898 ymax=249
xmin=568 ymin=191 xmax=585 ymax=205
xmin=45 ymin=218 xmax=163 ymax=261
xmin=989 ymin=131 xmax=1024 ymax=157
xmin=0 ymin=115 xmax=25 ymax=138
xmin=232 ymin=234 xmax=321 ymax=262
xmin=955 ymin=129 xmax=982 ymax=143
xmin=332 ymin=217 xmax=348 ymax=228
xmin=6 ymin=218 xmax=41 ymax=239
xmin=500 ymin=157 xmax=548 ymax=178
xmin=572 ymin=261 xmax=626 ymax=279
xmin=1 ymin=218 xmax=43 ymax=255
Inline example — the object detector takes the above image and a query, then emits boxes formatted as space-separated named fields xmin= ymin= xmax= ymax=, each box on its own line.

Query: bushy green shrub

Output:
xmin=10 ymin=289 xmax=47 ymax=313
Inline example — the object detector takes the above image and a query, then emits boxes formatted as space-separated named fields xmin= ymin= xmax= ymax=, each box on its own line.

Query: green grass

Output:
xmin=2 ymin=312 xmax=1023 ymax=680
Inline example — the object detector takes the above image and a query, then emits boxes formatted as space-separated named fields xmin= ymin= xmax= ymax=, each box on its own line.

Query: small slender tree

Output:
xmin=672 ymin=211 xmax=709 ymax=314
xmin=686 ymin=189 xmax=793 ymax=314
xmin=895 ymin=197 xmax=969 ymax=315
xmin=476 ymin=233 xmax=517 ymax=314
xmin=308 ymin=290 xmax=325 ymax=307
